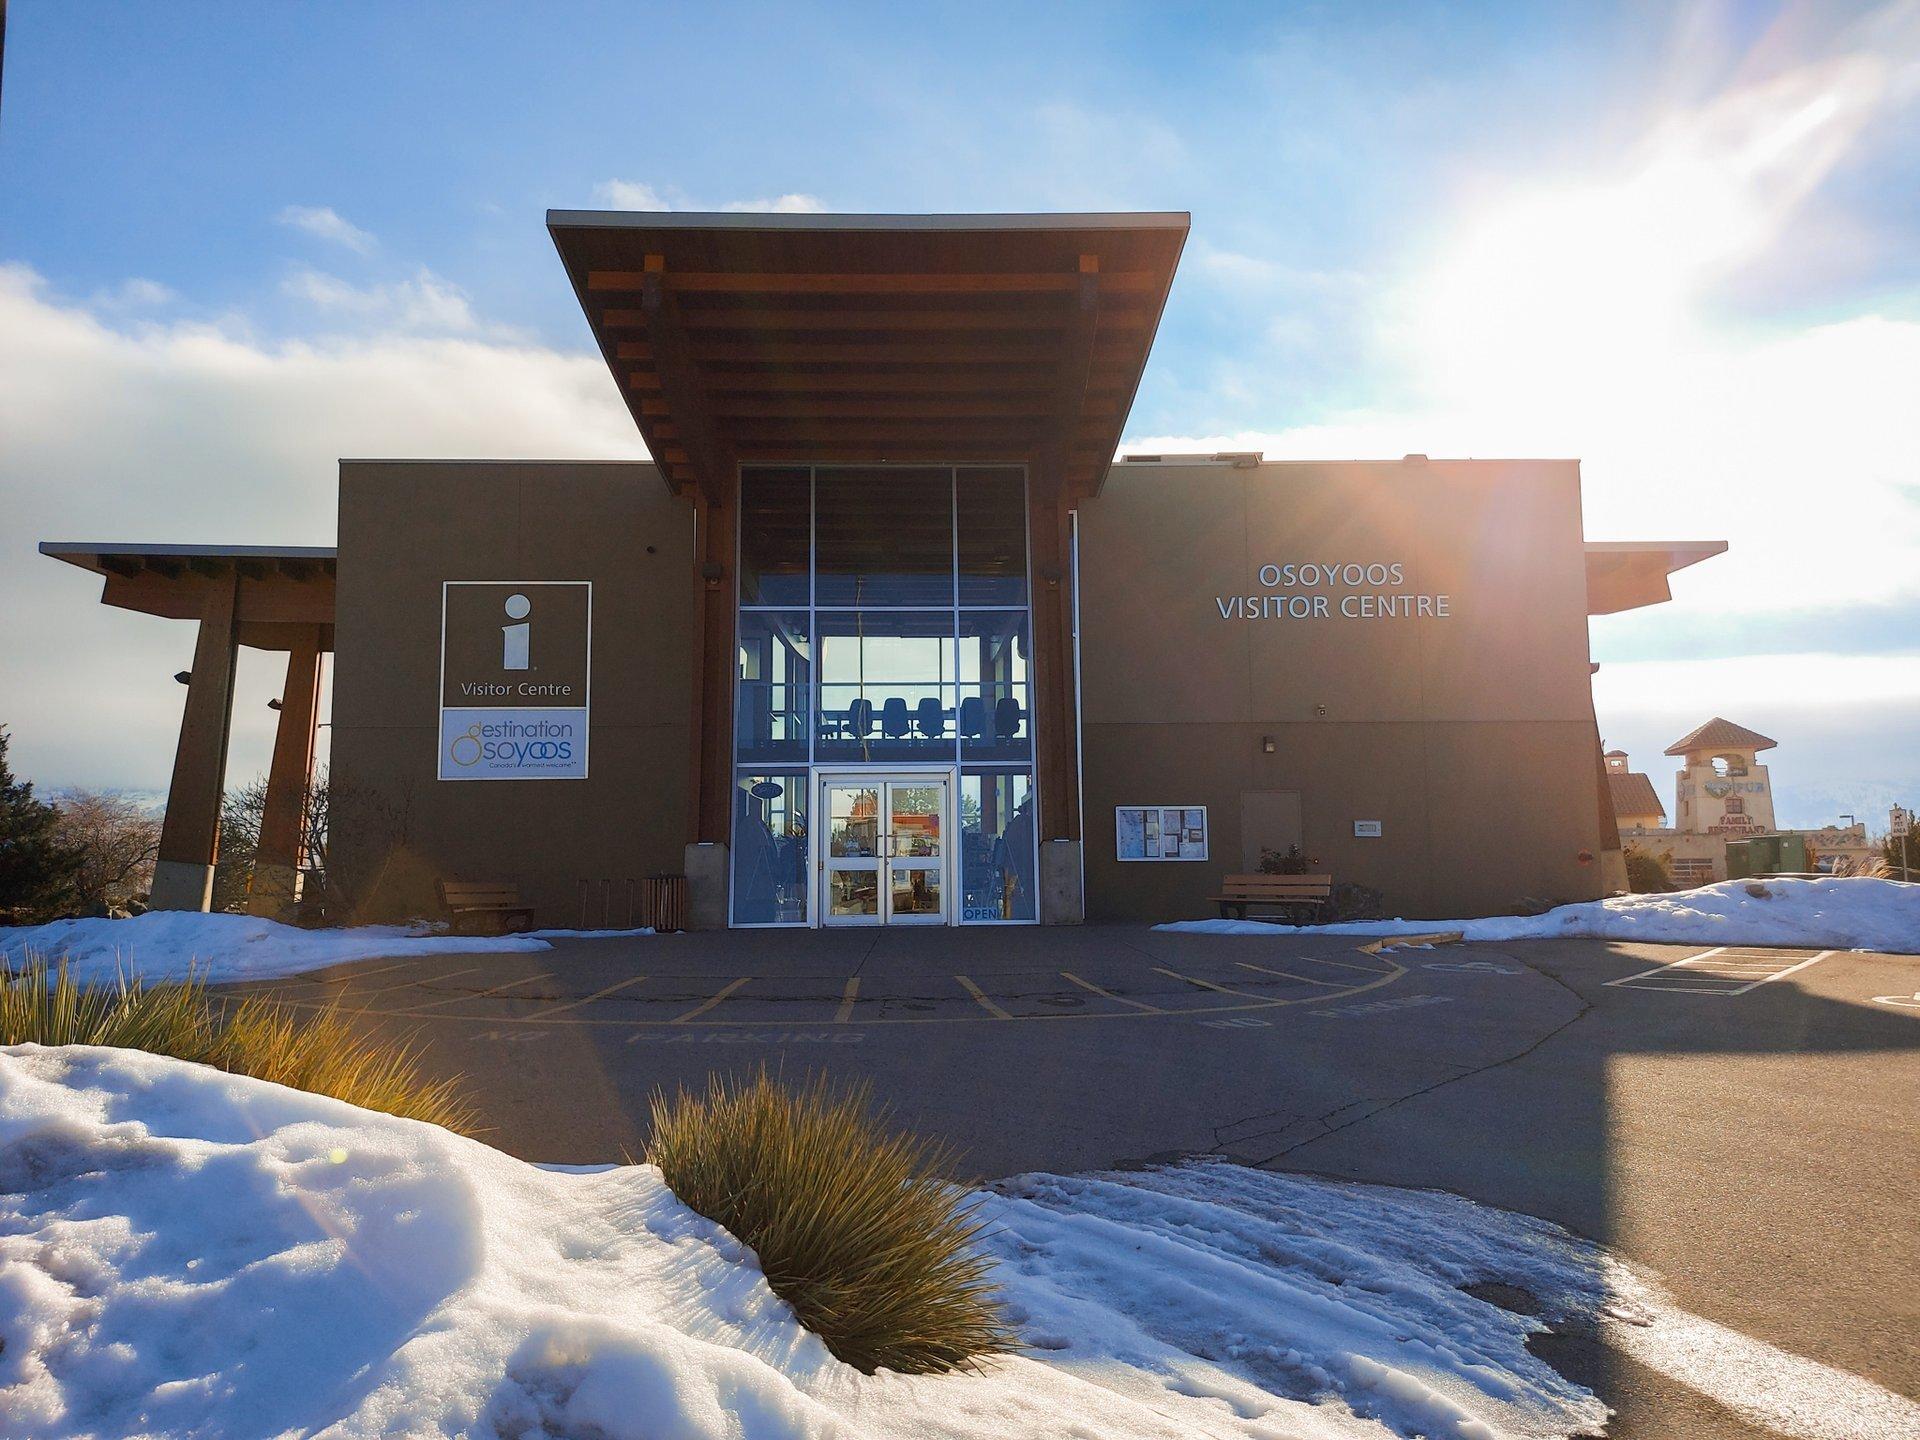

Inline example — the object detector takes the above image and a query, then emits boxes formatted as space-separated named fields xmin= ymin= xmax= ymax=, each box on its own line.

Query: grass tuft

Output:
xmin=647 ymin=1069 xmax=1013 ymax=1375
xmin=1 ymin=953 xmax=474 ymax=1132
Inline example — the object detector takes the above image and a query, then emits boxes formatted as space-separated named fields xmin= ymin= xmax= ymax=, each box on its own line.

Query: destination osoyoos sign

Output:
xmin=438 ymin=581 xmax=591 ymax=781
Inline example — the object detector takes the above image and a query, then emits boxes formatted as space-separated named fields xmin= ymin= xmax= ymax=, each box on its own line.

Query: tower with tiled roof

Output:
xmin=1666 ymin=717 xmax=1777 ymax=835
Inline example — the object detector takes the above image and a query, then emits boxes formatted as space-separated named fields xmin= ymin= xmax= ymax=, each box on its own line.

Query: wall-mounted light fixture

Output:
xmin=173 ymin=671 xmax=192 ymax=685
xmin=1261 ymin=735 xmax=1276 ymax=753
xmin=1314 ymin=704 xmax=1328 ymax=718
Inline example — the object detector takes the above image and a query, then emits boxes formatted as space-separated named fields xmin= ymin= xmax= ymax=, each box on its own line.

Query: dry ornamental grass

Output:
xmin=0 ymin=955 xmax=474 ymax=1132
xmin=647 ymin=1069 xmax=1013 ymax=1375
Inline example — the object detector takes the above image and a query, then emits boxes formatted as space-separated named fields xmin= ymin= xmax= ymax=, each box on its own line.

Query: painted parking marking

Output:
xmin=357 ymin=963 xmax=493 ymax=999
xmin=527 ymin=973 xmax=649 ymax=1021
xmin=834 ymin=976 xmax=860 ymax=1023
xmin=1278 ymin=950 xmax=1401 ymax=975
xmin=954 ymin=973 xmax=1012 ymax=1020
xmin=392 ymin=970 xmax=554 ymax=1015
xmin=1235 ymin=961 xmax=1349 ymax=987
xmin=1061 ymin=970 xmax=1164 ymax=1012
xmin=671 ymin=976 xmax=750 ymax=1023
xmin=1606 ymin=947 xmax=1835 ymax=995
xmin=236 ymin=951 xmax=1408 ymax=1027
xmin=1152 ymin=966 xmax=1268 ymax=1001
xmin=1871 ymin=993 xmax=1920 ymax=1010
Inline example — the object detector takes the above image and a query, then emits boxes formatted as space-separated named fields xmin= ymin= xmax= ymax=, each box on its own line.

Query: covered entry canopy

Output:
xmin=38 ymin=542 xmax=336 ymax=916
xmin=547 ymin=210 xmax=1189 ymax=502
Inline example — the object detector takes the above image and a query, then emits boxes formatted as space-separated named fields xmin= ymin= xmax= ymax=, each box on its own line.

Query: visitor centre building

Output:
xmin=40 ymin=210 xmax=1725 ymax=929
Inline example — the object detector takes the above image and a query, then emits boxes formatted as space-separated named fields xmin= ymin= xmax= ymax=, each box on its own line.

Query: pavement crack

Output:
xmin=1248 ymin=950 xmax=1596 ymax=1167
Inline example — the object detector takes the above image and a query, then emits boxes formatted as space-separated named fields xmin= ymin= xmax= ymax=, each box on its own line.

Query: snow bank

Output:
xmin=7 ymin=1046 xmax=1915 ymax=1438
xmin=0 ymin=914 xmax=660 ymax=985
xmin=0 ymin=912 xmax=551 ymax=984
xmin=1161 ymin=876 xmax=1920 ymax=953
xmin=0 ymin=1044 xmax=1614 ymax=1439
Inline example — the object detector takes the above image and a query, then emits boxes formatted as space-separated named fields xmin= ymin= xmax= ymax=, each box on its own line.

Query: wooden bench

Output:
xmin=1208 ymin=874 xmax=1334 ymax=923
xmin=439 ymin=880 xmax=534 ymax=936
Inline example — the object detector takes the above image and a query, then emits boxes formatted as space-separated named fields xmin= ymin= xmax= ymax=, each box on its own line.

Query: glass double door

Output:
xmin=819 ymin=771 xmax=951 ymax=925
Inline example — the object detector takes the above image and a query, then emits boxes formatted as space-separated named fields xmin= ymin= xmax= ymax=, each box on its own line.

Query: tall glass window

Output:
xmin=732 ymin=465 xmax=1037 ymax=925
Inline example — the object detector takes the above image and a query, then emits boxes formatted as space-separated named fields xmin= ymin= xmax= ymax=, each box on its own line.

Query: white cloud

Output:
xmin=591 ymin=179 xmax=827 ymax=214
xmin=275 ymin=204 xmax=377 ymax=255
xmin=90 ymin=277 xmax=179 ymax=311
xmin=0 ymin=264 xmax=641 ymax=791
xmin=719 ymin=193 xmax=828 ymax=214
xmin=591 ymin=179 xmax=671 ymax=211
xmin=280 ymin=265 xmax=493 ymax=336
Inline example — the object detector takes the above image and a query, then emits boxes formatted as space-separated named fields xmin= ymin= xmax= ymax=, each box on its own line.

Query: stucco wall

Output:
xmin=1077 ymin=458 xmax=1606 ymax=922
xmin=330 ymin=461 xmax=693 ymax=925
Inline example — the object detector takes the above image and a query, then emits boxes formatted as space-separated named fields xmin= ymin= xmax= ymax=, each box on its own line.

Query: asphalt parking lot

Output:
xmin=229 ymin=925 xmax=1920 ymax=1435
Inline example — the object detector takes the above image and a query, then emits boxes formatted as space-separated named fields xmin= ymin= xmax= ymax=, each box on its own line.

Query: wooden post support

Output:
xmin=150 ymin=570 xmax=240 ymax=911
xmin=247 ymin=628 xmax=324 ymax=918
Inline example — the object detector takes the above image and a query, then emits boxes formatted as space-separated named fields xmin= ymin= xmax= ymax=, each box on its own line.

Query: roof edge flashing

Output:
xmin=546 ymin=208 xmax=1191 ymax=235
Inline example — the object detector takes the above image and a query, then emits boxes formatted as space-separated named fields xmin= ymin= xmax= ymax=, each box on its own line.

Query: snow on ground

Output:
xmin=0 ymin=913 xmax=652 ymax=986
xmin=6 ymin=1048 xmax=1915 ymax=1439
xmin=1161 ymin=876 xmax=1920 ymax=954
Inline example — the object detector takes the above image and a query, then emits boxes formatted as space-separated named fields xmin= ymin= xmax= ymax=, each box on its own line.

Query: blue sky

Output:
xmin=3 ymin=1 xmax=1917 ymax=828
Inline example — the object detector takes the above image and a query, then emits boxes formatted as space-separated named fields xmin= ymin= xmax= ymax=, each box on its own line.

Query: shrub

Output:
xmin=1327 ymin=880 xmax=1386 ymax=921
xmin=1259 ymin=845 xmax=1314 ymax=875
xmin=647 ymin=1070 xmax=1011 ymax=1374
xmin=0 ymin=956 xmax=474 ymax=1131
xmin=0 ymin=727 xmax=85 ymax=923
xmin=1624 ymin=845 xmax=1676 ymax=893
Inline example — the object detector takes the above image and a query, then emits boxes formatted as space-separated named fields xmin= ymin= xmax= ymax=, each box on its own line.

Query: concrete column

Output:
xmin=684 ymin=841 xmax=730 ymax=929
xmin=1040 ymin=838 xmax=1085 ymax=924
xmin=247 ymin=631 xmax=323 ymax=919
xmin=151 ymin=574 xmax=240 ymax=911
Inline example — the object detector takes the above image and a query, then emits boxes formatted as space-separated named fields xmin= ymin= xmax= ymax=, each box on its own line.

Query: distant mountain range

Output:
xmin=1772 ymin=779 xmax=1918 ymax=835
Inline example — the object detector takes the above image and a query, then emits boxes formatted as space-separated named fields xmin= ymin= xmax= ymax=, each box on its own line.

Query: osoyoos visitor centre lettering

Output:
xmin=1216 ymin=561 xmax=1452 ymax=621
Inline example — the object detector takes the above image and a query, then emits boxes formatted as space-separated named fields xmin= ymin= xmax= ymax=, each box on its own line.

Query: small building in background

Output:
xmin=1667 ymin=717 xmax=1778 ymax=835
xmin=1604 ymin=750 xmax=1665 ymax=830
xmin=1611 ymin=718 xmax=1878 ymax=885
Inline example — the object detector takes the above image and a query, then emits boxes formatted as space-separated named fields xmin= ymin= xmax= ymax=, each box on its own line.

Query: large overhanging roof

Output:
xmin=548 ymin=210 xmax=1189 ymax=501
xmin=39 ymin=543 xmax=336 ymax=651
xmin=1583 ymin=539 xmax=1726 ymax=616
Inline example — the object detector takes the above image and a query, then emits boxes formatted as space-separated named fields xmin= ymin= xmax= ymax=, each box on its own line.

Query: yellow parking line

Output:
xmin=392 ymin=970 xmax=551 ymax=1015
xmin=1061 ymin=970 xmax=1164 ymax=1013
xmin=954 ymin=974 xmax=1012 ymax=1020
xmin=1236 ymin=961 xmax=1348 ymax=987
xmin=1153 ymin=966 xmax=1267 ymax=1001
xmin=1288 ymin=951 xmax=1398 ymax=975
xmin=361 ymin=963 xmax=490 ymax=998
xmin=835 ymin=976 xmax=860 ymax=1023
xmin=672 ymin=976 xmax=749 ymax=1024
xmin=529 ymin=973 xmax=648 ymax=1021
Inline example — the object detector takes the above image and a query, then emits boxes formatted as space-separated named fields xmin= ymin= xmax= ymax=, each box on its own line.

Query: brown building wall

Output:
xmin=1077 ymin=459 xmax=1606 ymax=922
xmin=331 ymin=460 xmax=693 ymax=925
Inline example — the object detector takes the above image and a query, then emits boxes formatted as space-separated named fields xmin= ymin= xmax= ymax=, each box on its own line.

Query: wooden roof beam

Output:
xmin=707 ymin=396 xmax=1120 ymax=420
xmin=629 ymin=368 xmax=1129 ymax=396
xmin=638 ymin=253 xmax=729 ymax=503
xmin=673 ymin=306 xmax=1153 ymax=333
xmin=1035 ymin=254 xmax=1105 ymax=496
xmin=653 ymin=338 xmax=1136 ymax=366
xmin=588 ymin=269 xmax=1161 ymax=296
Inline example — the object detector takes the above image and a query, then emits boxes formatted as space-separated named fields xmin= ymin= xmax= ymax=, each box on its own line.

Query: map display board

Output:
xmin=1116 ymin=806 xmax=1208 ymax=861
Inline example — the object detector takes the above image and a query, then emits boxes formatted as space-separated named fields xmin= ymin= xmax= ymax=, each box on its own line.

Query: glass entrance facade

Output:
xmin=730 ymin=465 xmax=1039 ymax=926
